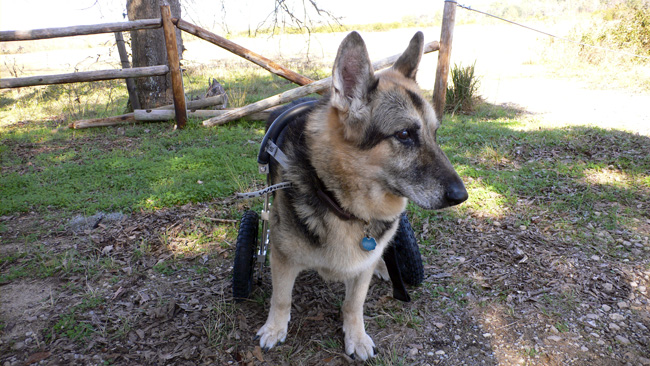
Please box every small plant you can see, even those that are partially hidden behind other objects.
[112,316,133,340]
[385,308,423,329]
[524,347,541,358]
[369,349,407,366]
[445,61,481,115]
[375,315,389,329]
[203,301,237,349]
[153,262,175,276]
[3,57,25,78]
[321,337,341,349]
[52,314,95,341]
[77,294,106,312]
[555,321,569,333]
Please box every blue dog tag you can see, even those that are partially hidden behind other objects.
[361,236,377,251]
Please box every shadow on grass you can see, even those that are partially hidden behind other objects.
[0,102,649,364]
[398,110,650,364]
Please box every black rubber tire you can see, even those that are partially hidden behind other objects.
[391,212,424,286]
[232,210,260,301]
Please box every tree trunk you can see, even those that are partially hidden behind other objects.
[126,0,183,108]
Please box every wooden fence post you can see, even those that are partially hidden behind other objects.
[114,32,141,110]
[432,0,457,122]
[160,5,187,129]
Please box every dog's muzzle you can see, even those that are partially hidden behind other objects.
[445,181,468,206]
[444,180,468,207]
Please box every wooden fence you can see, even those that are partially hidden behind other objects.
[0,2,458,129]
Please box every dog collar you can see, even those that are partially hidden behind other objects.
[315,189,357,221]
[314,176,359,222]
[314,179,377,251]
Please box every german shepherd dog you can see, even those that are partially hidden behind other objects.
[257,31,468,360]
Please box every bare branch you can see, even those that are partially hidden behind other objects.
[254,0,341,36]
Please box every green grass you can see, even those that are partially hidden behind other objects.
[2,96,648,241]
[51,313,95,341]
[0,247,94,283]
[153,262,175,276]
[0,119,263,215]
[0,63,325,217]
[203,299,237,350]
[47,293,106,343]
[436,113,650,231]
[369,348,408,366]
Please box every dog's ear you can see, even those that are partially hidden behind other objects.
[392,31,424,80]
[331,31,375,115]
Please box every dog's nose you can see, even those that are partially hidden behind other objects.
[445,183,468,206]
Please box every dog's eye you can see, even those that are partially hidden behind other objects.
[394,129,411,142]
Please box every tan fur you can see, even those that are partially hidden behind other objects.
[309,108,407,221]
[256,31,467,361]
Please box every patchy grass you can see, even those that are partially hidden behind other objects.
[0,61,329,217]
[435,113,650,238]
[0,119,265,215]
[1,103,648,364]
[1,54,649,365]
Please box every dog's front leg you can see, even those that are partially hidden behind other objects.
[342,267,375,360]
[257,251,300,350]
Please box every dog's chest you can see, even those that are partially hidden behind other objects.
[308,220,398,281]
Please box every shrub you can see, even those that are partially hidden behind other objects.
[580,0,650,60]
[445,61,481,115]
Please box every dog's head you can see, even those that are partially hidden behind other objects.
[329,31,468,210]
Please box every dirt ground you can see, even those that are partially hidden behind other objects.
[1,191,649,365]
[2,25,650,366]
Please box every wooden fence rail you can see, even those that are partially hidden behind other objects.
[172,18,315,87]
[203,41,440,127]
[0,65,169,89]
[0,19,162,42]
[68,95,227,129]
[1,4,454,129]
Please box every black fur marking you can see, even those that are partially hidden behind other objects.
[405,89,425,115]
[369,219,396,242]
[367,77,380,96]
[359,123,389,150]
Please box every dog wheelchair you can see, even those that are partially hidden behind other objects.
[232,100,424,303]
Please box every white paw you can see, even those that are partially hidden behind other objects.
[256,321,288,350]
[344,330,376,361]
[373,259,390,281]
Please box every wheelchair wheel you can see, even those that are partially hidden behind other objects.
[232,210,259,301]
[392,212,424,286]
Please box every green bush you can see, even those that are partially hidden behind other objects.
[581,0,650,59]
[445,62,481,115]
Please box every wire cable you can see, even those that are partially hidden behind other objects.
[456,3,650,60]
